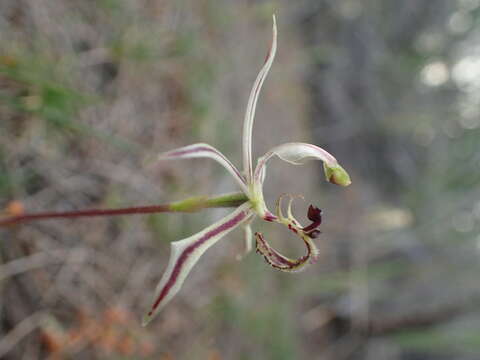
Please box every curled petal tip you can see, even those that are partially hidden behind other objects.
[254,143,348,187]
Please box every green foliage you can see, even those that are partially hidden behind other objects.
[393,327,480,352]
[0,50,90,138]
[0,146,12,198]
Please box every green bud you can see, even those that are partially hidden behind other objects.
[323,163,351,187]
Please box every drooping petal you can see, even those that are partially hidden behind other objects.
[236,223,253,261]
[159,143,248,194]
[254,142,351,187]
[142,203,254,326]
[242,15,277,183]
[244,223,253,254]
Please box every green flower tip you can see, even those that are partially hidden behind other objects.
[323,163,351,187]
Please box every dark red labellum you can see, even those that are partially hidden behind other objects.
[303,205,323,233]
[307,229,321,239]
[307,205,322,223]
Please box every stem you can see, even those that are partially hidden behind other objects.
[204,192,249,208]
[0,192,249,228]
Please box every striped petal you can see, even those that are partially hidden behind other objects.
[142,203,254,326]
[242,15,277,183]
[159,143,248,194]
[254,142,351,187]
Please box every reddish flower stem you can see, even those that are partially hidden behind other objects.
[0,193,249,228]
[0,205,171,227]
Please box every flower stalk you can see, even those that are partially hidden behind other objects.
[0,192,248,228]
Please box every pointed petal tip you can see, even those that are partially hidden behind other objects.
[141,313,153,327]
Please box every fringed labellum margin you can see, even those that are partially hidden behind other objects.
[254,195,321,273]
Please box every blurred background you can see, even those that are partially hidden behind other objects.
[1,0,480,359]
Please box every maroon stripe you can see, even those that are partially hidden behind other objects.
[256,233,290,266]
[149,210,248,315]
[168,146,245,183]
[254,155,269,183]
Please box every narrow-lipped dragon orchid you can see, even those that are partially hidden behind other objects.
[142,15,351,326]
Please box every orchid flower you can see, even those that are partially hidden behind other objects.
[142,15,351,326]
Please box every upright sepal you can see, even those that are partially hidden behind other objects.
[243,15,277,182]
[142,203,253,326]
